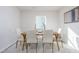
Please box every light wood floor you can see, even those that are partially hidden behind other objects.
[2,42,79,53]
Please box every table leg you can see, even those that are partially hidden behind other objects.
[61,41,63,48]
[43,41,44,53]
[36,37,38,53]
[42,35,44,53]
[57,41,60,51]
[52,42,53,53]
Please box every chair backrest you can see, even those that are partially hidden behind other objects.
[21,32,27,42]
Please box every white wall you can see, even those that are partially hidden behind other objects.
[59,6,79,50]
[21,11,59,32]
[59,6,76,43]
[0,7,20,51]
[59,6,76,29]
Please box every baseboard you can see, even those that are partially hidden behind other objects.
[0,40,17,53]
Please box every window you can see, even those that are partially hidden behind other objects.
[36,16,46,32]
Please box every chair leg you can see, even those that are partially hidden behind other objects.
[20,41,22,46]
[61,41,63,48]
[56,41,60,51]
[26,43,28,53]
[28,43,30,46]
[52,42,53,53]
[16,40,18,48]
[26,43,28,49]
[22,42,25,51]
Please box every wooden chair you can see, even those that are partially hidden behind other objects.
[16,32,28,51]
[52,32,63,51]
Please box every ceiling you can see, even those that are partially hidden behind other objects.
[17,6,63,11]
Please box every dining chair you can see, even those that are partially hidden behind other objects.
[52,32,63,51]
[16,32,28,51]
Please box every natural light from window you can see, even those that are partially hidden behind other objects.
[67,27,79,50]
[35,16,46,32]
